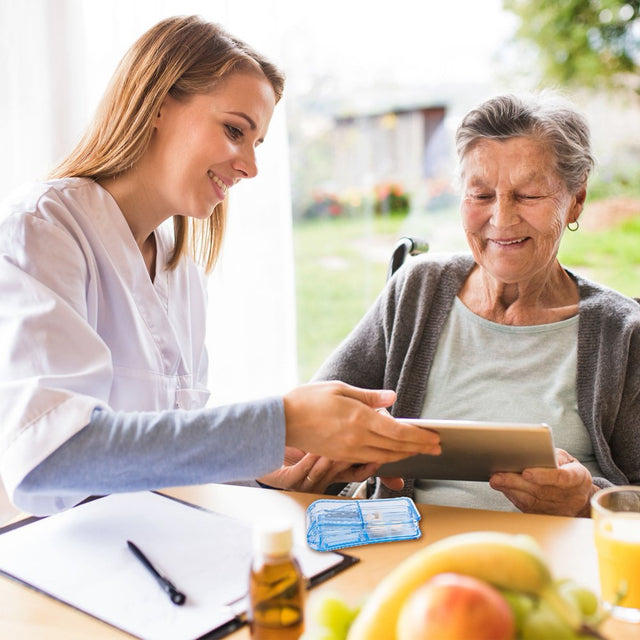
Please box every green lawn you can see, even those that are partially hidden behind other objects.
[557,216,640,297]
[293,213,407,381]
[294,209,640,383]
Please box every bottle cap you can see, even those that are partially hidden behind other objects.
[253,520,294,556]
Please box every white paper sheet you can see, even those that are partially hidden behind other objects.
[0,491,348,640]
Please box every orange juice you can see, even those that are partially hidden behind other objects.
[594,513,640,610]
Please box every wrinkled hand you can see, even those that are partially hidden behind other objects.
[283,381,441,465]
[258,446,379,493]
[489,448,598,516]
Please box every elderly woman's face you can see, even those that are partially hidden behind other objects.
[460,137,583,286]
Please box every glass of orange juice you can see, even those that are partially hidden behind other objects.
[591,486,640,623]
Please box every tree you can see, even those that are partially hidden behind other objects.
[503,0,640,92]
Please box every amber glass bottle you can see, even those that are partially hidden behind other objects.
[249,521,304,639]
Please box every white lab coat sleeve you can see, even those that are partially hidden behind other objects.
[0,212,111,513]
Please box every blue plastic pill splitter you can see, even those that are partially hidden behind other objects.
[306,497,421,551]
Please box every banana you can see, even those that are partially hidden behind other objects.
[346,531,552,640]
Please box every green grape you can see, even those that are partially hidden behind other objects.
[540,581,583,630]
[500,589,535,634]
[521,597,576,640]
[556,579,600,619]
[307,591,357,639]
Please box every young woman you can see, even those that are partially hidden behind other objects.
[0,15,439,521]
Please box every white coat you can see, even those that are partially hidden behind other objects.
[0,178,209,520]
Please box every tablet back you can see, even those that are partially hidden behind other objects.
[377,420,557,481]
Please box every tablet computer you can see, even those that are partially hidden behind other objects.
[377,419,557,481]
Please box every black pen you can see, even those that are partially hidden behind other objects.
[127,540,186,605]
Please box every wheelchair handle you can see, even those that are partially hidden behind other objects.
[387,236,429,280]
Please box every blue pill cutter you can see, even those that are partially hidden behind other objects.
[306,497,421,551]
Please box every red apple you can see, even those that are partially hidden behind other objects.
[396,572,516,640]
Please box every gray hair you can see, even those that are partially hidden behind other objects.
[455,93,595,193]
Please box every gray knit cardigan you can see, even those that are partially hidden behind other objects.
[315,253,640,491]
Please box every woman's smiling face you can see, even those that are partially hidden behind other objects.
[146,71,276,221]
[460,136,584,286]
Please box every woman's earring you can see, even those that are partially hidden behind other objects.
[567,220,579,232]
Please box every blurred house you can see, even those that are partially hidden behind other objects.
[330,104,451,211]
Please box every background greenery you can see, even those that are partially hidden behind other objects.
[294,212,407,381]
[294,200,640,382]
[503,0,640,93]
[558,216,640,295]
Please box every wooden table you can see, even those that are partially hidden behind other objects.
[0,483,636,639]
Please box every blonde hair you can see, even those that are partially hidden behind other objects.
[51,15,285,272]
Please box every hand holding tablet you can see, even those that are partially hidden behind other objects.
[378,419,557,481]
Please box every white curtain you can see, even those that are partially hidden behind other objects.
[0,0,298,403]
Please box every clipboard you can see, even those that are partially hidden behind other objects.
[378,418,557,481]
[0,491,357,640]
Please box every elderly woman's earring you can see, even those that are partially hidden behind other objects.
[567,220,579,231]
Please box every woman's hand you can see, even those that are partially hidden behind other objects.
[373,408,407,491]
[283,381,441,464]
[258,446,379,493]
[489,448,598,517]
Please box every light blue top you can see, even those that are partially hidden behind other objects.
[16,398,285,513]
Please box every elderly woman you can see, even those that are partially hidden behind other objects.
[314,93,640,517]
